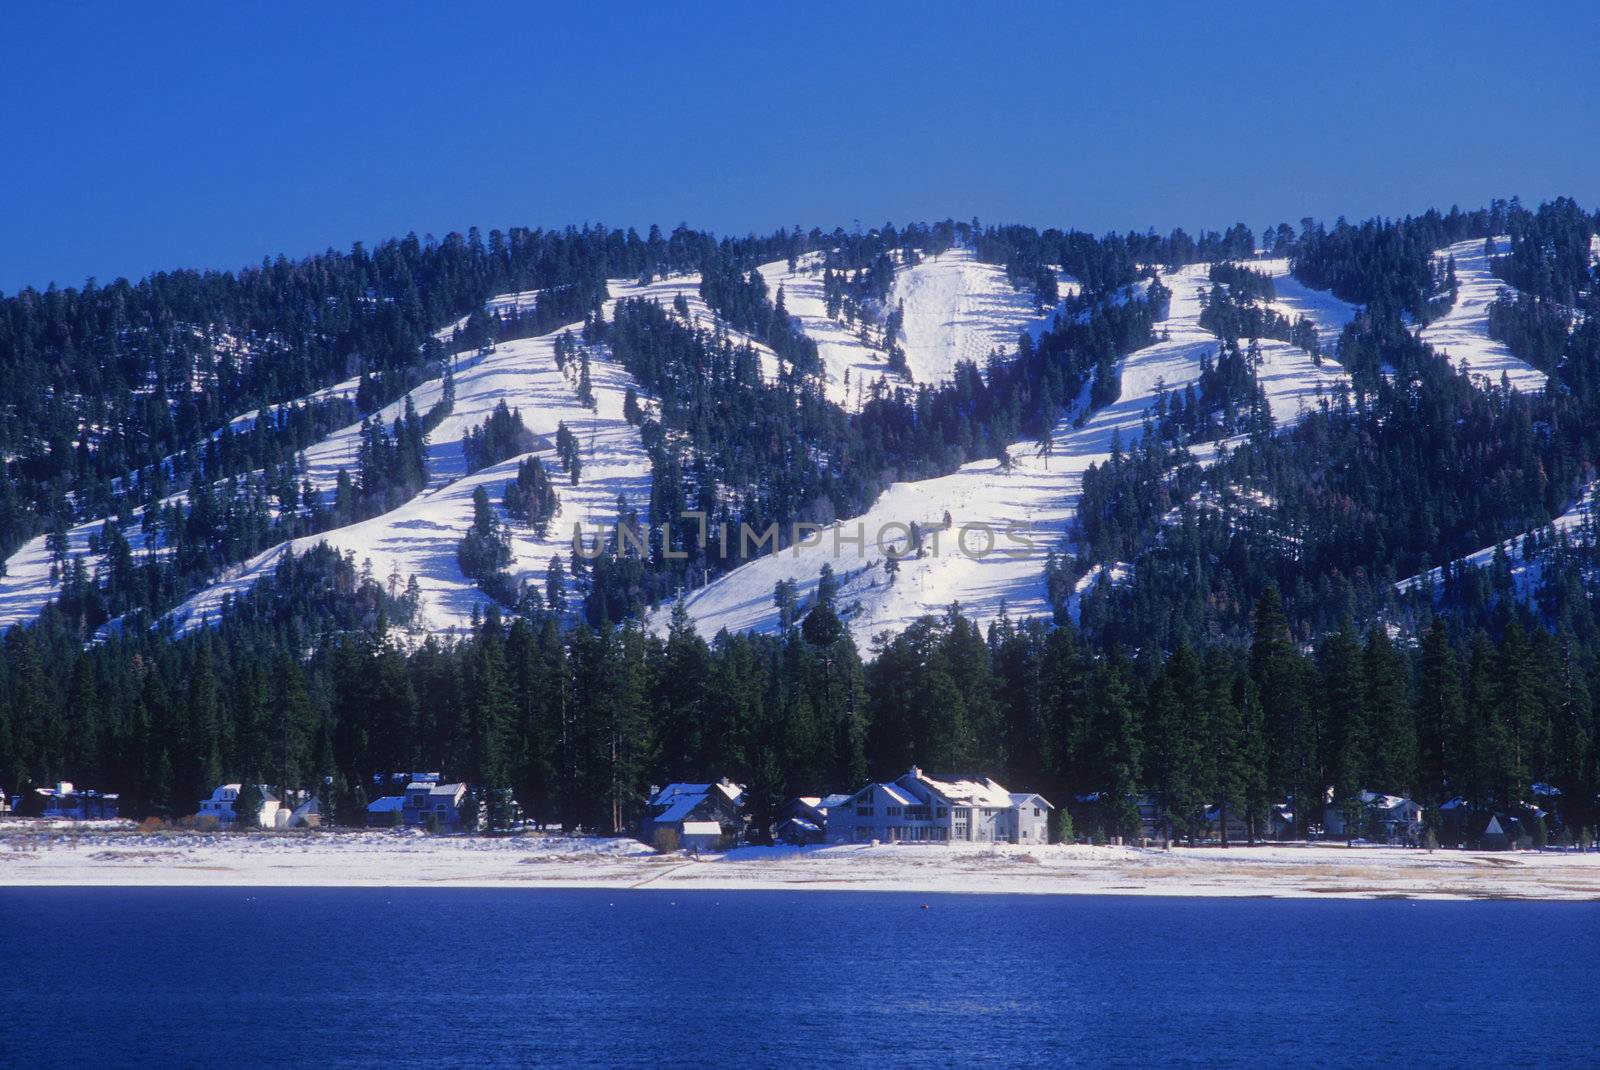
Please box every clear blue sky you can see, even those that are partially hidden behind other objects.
[3,1,1596,292]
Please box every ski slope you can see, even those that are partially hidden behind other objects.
[1419,238,1545,392]
[167,324,653,635]
[889,250,1070,387]
[1251,258,1360,349]
[1,266,823,638]
[756,254,898,408]
[659,264,1355,648]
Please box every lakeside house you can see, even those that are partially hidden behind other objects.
[827,767,1052,845]
[367,795,407,826]
[1323,791,1425,844]
[32,782,120,820]
[198,784,323,829]
[198,784,282,828]
[775,793,852,845]
[643,780,746,845]
[404,781,469,831]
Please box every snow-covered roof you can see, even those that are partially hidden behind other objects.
[911,771,1014,808]
[1009,792,1054,809]
[818,794,852,810]
[408,781,464,797]
[368,796,406,813]
[654,795,708,824]
[879,783,917,807]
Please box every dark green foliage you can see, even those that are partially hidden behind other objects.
[457,486,514,605]
[463,400,536,475]
[503,456,558,537]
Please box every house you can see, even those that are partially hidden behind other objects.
[1439,798,1546,849]
[366,795,407,827]
[827,767,1053,845]
[774,793,851,845]
[197,784,281,828]
[643,780,746,844]
[33,782,121,820]
[403,781,469,832]
[1322,791,1425,844]
[289,794,322,828]
[680,821,725,853]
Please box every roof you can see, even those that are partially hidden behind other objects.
[910,771,1014,808]
[408,781,465,797]
[368,796,406,813]
[879,783,917,806]
[653,795,708,824]
[680,821,723,836]
[818,794,852,810]
[1009,792,1054,809]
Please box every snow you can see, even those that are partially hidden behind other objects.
[1418,238,1545,392]
[3,824,1597,900]
[756,250,1078,407]
[1397,484,1597,597]
[756,254,900,408]
[1251,257,1360,349]
[167,320,654,636]
[888,249,1071,387]
[659,264,1353,648]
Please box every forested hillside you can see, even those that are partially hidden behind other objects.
[4,199,1600,842]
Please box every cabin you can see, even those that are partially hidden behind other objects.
[775,793,851,845]
[366,796,407,827]
[643,780,746,844]
[289,795,322,828]
[826,767,1053,845]
[404,781,469,832]
[1323,791,1425,844]
[33,782,120,821]
[197,784,281,828]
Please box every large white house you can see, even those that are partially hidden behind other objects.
[198,784,282,828]
[828,767,1052,845]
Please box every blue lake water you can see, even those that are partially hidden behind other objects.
[0,889,1596,1068]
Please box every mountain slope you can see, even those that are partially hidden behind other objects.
[659,262,1356,647]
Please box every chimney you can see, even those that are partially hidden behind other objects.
[909,765,921,780]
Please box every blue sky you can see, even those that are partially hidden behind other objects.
[3,1,1596,291]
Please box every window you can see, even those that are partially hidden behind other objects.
[1034,808,1042,817]
[936,807,947,818]
[887,806,902,817]
[856,806,874,817]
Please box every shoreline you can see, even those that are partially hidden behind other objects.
[3,824,1599,900]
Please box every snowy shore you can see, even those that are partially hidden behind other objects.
[2,825,1597,900]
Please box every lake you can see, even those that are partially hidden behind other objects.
[1,889,1596,1067]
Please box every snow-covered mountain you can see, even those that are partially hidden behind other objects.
[653,259,1357,647]
[0,229,1551,649]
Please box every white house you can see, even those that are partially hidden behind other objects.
[198,784,282,828]
[1323,790,1424,843]
[828,767,1052,845]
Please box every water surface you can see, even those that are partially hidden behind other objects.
[1,889,1595,1067]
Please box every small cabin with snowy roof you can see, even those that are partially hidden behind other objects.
[642,780,746,844]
